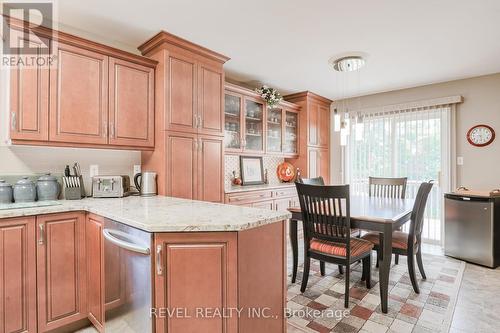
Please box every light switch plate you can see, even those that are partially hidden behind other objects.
[89,165,99,178]
[133,165,141,175]
[457,157,464,166]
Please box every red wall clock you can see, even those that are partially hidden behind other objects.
[467,124,495,147]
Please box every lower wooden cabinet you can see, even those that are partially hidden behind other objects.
[224,185,298,211]
[0,216,37,333]
[86,214,105,332]
[36,212,87,332]
[154,232,238,333]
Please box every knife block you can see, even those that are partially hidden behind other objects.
[63,176,84,200]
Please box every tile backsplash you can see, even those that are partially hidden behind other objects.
[224,155,285,188]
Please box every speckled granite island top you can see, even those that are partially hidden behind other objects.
[0,196,292,232]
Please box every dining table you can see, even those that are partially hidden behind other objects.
[288,194,415,314]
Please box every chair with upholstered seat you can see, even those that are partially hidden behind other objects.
[362,181,433,294]
[295,182,373,308]
[294,176,360,276]
[369,176,407,265]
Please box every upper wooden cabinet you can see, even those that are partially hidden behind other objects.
[49,43,109,145]
[284,91,332,182]
[0,216,37,333]
[36,212,87,332]
[108,57,155,147]
[139,31,228,202]
[139,32,227,137]
[9,35,50,142]
[224,83,300,157]
[7,18,156,150]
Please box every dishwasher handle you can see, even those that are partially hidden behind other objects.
[103,228,151,255]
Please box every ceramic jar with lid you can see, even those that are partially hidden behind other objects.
[0,180,13,204]
[13,177,37,202]
[37,173,60,201]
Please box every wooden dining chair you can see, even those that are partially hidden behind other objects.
[369,176,407,265]
[362,181,433,294]
[295,182,373,308]
[295,176,361,275]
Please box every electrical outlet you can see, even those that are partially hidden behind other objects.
[133,165,141,175]
[457,157,464,166]
[89,165,99,178]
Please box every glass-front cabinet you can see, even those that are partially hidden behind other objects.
[267,107,282,152]
[244,98,264,152]
[284,110,298,154]
[224,83,299,156]
[224,93,242,150]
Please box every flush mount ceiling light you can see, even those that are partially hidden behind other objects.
[329,55,366,72]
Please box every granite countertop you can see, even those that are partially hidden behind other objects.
[225,182,295,194]
[0,196,291,232]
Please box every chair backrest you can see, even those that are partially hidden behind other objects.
[297,176,325,186]
[408,181,434,247]
[295,182,351,254]
[369,176,407,199]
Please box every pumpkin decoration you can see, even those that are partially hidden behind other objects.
[277,162,296,182]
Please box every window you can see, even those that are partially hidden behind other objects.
[346,106,452,243]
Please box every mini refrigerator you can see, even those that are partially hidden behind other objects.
[444,189,500,268]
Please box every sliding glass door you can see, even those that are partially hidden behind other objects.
[347,107,452,244]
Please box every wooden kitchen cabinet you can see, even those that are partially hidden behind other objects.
[9,35,50,142]
[284,91,332,183]
[154,232,238,333]
[198,60,224,136]
[8,18,156,150]
[49,42,109,145]
[166,132,198,200]
[198,135,224,202]
[165,132,224,202]
[307,147,330,181]
[224,83,300,157]
[225,185,298,212]
[108,57,155,148]
[86,214,105,333]
[0,217,37,333]
[139,31,228,201]
[143,35,225,136]
[36,212,87,332]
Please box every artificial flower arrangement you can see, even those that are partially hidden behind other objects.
[255,85,283,108]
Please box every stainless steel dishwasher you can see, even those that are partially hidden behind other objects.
[444,191,500,268]
[102,219,153,332]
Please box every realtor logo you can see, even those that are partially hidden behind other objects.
[1,1,56,67]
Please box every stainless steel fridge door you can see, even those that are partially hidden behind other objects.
[444,196,494,267]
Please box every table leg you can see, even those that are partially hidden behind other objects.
[379,225,393,313]
[289,219,298,283]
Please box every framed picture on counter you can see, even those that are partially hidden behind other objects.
[240,156,264,185]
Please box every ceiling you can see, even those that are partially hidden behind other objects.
[50,0,500,99]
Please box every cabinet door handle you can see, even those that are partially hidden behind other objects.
[109,122,115,138]
[193,139,198,151]
[38,224,44,245]
[156,244,163,275]
[103,122,108,138]
[193,114,198,128]
[199,138,203,152]
[198,115,202,128]
[11,112,17,131]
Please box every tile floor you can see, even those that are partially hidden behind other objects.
[288,240,500,333]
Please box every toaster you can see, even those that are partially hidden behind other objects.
[92,175,130,198]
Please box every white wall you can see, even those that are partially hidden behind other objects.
[331,73,500,189]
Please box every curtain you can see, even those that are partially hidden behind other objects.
[346,106,452,243]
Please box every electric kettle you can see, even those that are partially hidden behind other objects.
[134,171,157,196]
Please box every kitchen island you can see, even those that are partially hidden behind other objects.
[0,196,291,333]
